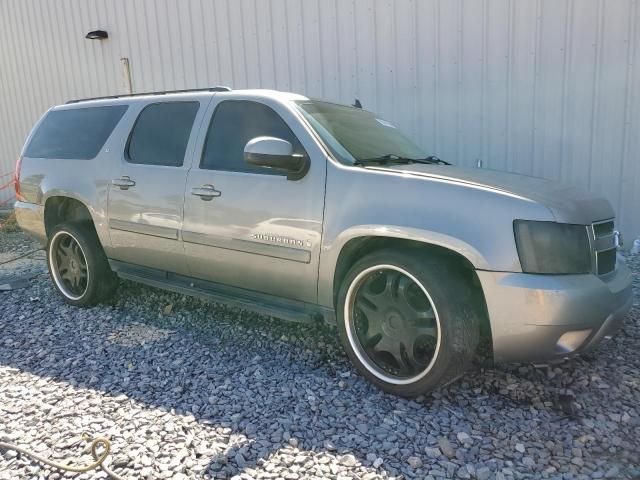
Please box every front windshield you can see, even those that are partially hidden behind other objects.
[295,100,427,165]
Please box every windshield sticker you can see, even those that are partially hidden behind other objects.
[376,118,396,128]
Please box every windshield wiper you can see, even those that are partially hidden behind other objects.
[412,155,451,166]
[354,154,450,166]
[354,154,406,165]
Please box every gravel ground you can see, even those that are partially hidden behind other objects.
[0,227,639,480]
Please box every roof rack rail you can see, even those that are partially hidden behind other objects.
[66,86,232,104]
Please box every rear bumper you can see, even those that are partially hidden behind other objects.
[478,257,634,363]
[14,200,46,245]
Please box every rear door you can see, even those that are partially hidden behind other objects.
[181,96,326,303]
[107,97,208,274]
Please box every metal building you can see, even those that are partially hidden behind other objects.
[1,0,639,240]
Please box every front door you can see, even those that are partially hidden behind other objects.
[182,97,326,303]
[107,99,207,274]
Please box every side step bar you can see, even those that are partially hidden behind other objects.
[109,260,335,325]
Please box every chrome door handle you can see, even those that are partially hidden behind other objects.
[112,176,136,190]
[191,184,221,201]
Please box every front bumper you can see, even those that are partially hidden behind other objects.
[14,200,47,245]
[478,258,634,363]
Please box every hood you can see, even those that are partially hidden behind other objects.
[372,164,614,225]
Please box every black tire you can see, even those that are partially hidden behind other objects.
[47,222,118,307]
[336,248,480,397]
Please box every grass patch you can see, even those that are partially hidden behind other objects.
[0,211,21,234]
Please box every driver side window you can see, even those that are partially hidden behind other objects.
[200,100,305,174]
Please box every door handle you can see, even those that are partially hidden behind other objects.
[112,176,136,190]
[191,184,221,201]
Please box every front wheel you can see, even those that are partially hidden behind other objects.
[47,222,118,307]
[336,249,480,397]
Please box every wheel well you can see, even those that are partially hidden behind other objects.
[333,236,493,349]
[44,197,94,237]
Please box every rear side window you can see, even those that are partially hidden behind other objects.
[127,102,199,167]
[200,100,304,173]
[25,105,127,159]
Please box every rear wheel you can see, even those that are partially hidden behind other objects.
[47,222,118,306]
[336,249,480,397]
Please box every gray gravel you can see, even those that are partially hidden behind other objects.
[0,228,639,479]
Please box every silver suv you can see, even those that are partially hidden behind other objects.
[14,87,633,396]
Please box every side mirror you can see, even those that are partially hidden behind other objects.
[244,136,310,181]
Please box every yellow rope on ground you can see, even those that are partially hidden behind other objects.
[0,434,124,480]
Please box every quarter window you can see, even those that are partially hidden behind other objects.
[200,100,304,173]
[25,105,128,160]
[127,102,199,167]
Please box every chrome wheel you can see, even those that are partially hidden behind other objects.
[49,230,89,301]
[344,265,442,385]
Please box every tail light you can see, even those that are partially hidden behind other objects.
[15,155,25,202]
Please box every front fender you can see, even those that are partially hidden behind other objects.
[317,224,490,308]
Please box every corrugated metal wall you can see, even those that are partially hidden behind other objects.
[1,0,639,240]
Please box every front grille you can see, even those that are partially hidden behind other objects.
[597,248,617,275]
[591,219,617,275]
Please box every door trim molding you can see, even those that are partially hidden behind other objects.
[182,231,311,263]
[109,219,178,240]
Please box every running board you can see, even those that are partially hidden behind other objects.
[108,260,335,325]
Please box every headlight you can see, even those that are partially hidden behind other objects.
[513,220,591,274]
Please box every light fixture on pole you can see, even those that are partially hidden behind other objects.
[85,30,108,40]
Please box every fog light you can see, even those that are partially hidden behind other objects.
[555,329,592,354]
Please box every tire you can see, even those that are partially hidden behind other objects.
[336,248,480,397]
[47,222,118,307]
